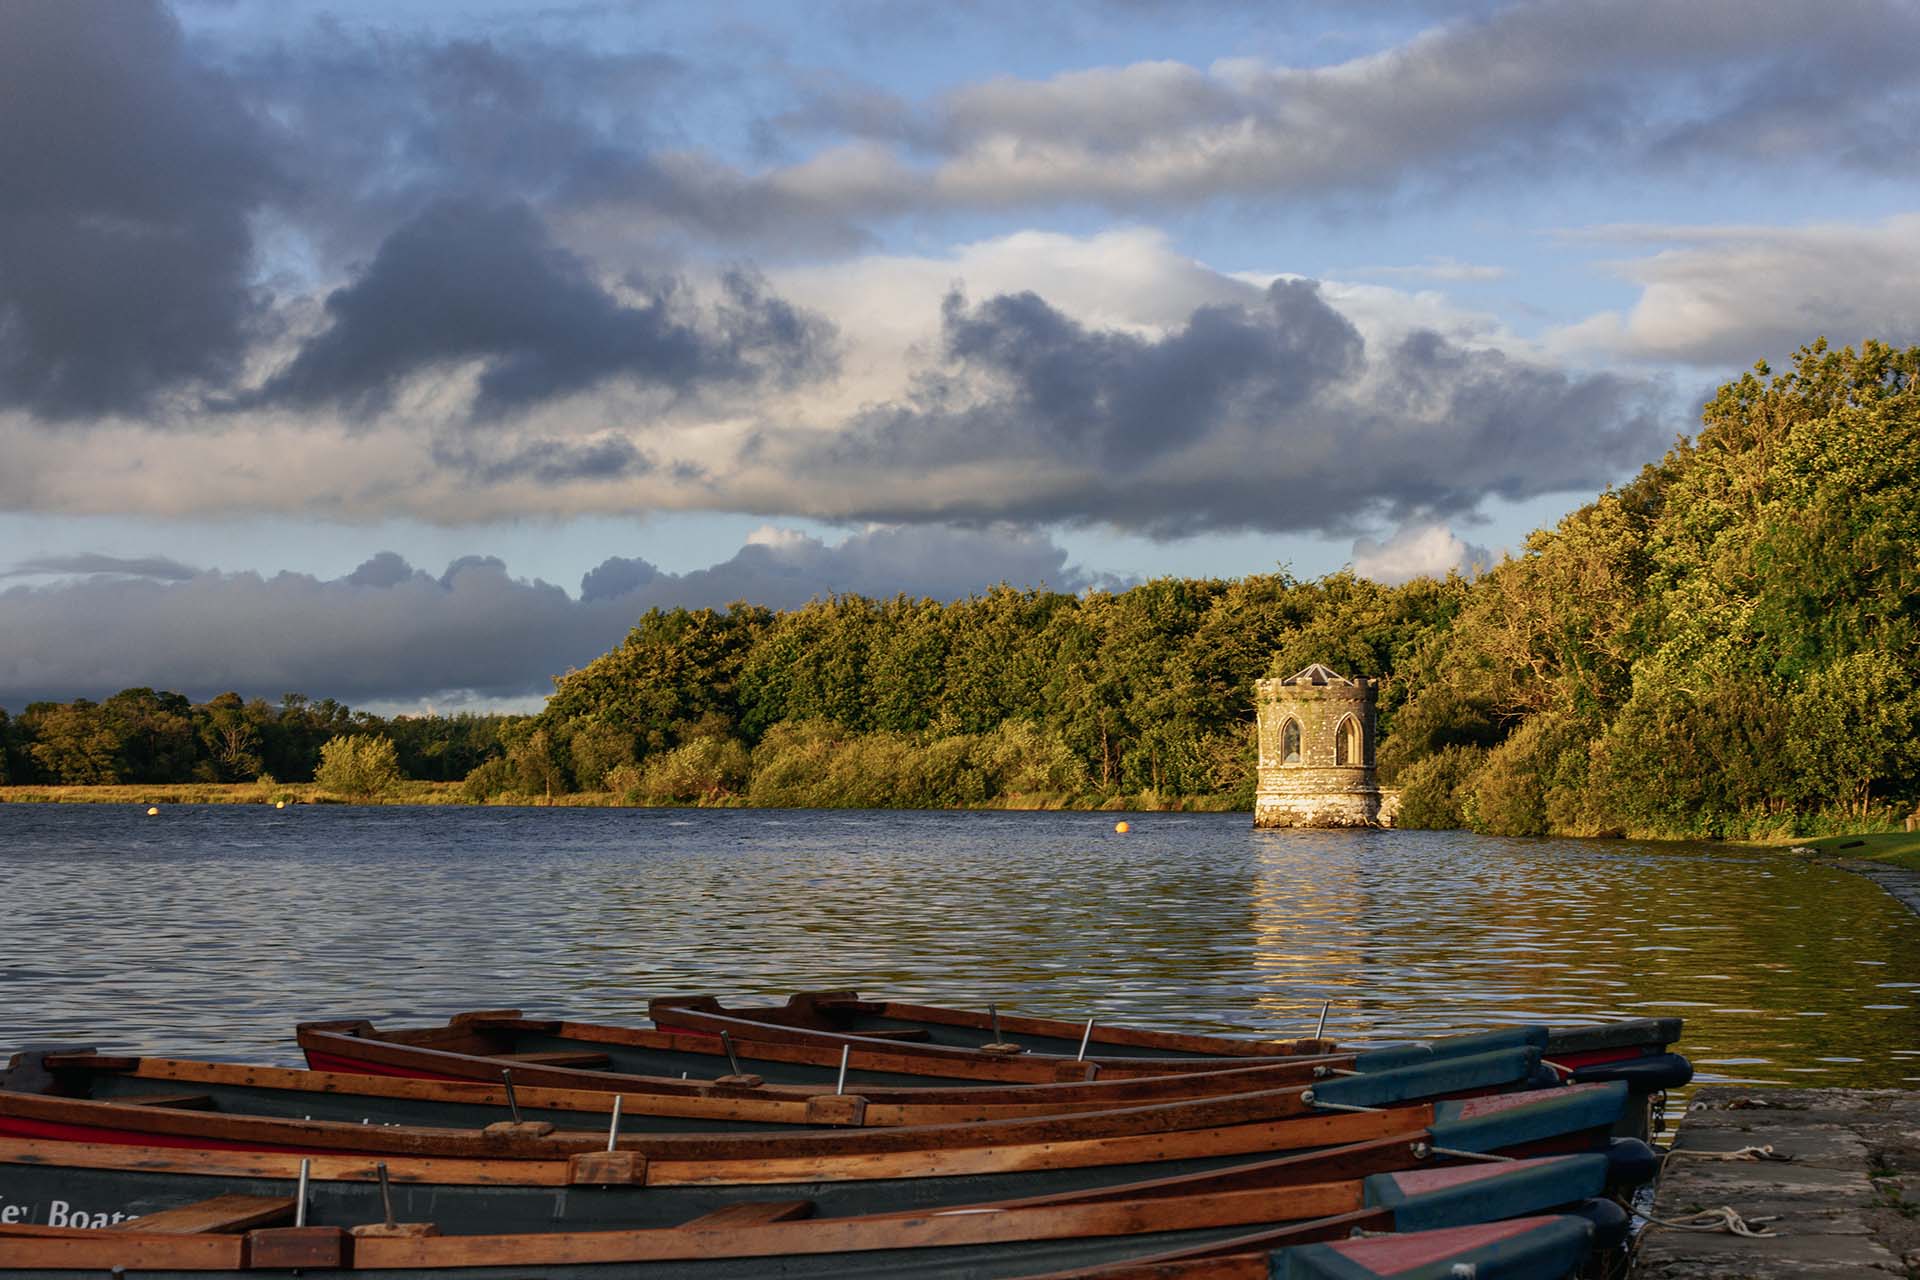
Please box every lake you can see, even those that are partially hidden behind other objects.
[3,805,1917,1114]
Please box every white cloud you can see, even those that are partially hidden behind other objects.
[1548,215,1920,367]
[1351,521,1490,584]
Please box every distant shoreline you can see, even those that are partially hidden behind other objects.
[0,782,1241,814]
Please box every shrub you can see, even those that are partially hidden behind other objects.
[460,756,516,802]
[1393,745,1485,830]
[314,735,402,799]
[637,737,751,804]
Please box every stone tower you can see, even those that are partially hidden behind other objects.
[1253,664,1397,828]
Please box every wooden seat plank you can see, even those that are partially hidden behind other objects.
[678,1199,816,1229]
[496,1050,613,1068]
[108,1194,296,1235]
[122,1092,217,1110]
[845,1029,931,1042]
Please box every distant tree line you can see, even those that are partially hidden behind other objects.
[7,341,1916,837]
[0,690,520,788]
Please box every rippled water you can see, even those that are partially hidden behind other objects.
[3,805,1917,1105]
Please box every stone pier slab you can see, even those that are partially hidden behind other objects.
[1631,1086,1920,1279]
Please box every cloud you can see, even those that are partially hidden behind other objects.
[221,25,870,262]
[763,0,1920,214]
[0,526,1111,708]
[0,227,1666,536]
[1549,215,1920,367]
[763,278,1664,536]
[1,554,200,582]
[0,0,283,419]
[251,199,837,419]
[1351,522,1491,585]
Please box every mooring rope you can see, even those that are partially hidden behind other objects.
[1636,1204,1780,1238]
[1663,1143,1791,1165]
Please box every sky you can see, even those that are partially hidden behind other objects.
[3,0,1918,714]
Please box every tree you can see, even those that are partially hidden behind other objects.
[24,700,121,784]
[314,735,403,799]
[1789,652,1920,819]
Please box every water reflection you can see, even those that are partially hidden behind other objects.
[2,807,1917,1102]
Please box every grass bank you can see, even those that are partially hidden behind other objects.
[0,783,1243,812]
[1795,829,1920,873]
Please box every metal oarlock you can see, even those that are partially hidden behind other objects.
[1076,1018,1095,1061]
[1315,1000,1331,1039]
[720,1031,742,1076]
[989,1004,1002,1043]
[294,1158,311,1228]
[835,1044,850,1094]
[606,1095,624,1151]
[377,1161,396,1227]
[500,1068,522,1123]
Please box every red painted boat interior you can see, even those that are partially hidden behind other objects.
[1328,1215,1542,1273]
[0,1114,331,1156]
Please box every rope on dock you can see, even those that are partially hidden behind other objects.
[1636,1205,1781,1238]
[1664,1143,1792,1164]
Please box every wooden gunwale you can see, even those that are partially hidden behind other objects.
[73,1057,837,1126]
[0,1229,246,1269]
[347,1181,1368,1267]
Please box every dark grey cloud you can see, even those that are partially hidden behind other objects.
[0,0,283,419]
[933,279,1363,464]
[252,199,836,419]
[222,26,869,261]
[793,282,1663,536]
[0,528,1110,708]
[1,554,200,582]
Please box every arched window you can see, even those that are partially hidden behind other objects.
[1335,715,1359,766]
[1281,718,1301,764]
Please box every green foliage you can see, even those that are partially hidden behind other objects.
[506,727,568,798]
[460,756,517,802]
[1393,745,1485,830]
[568,721,636,792]
[636,736,751,804]
[23,700,121,784]
[1787,651,1920,819]
[314,735,402,798]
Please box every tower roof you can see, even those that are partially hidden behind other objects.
[1278,663,1353,686]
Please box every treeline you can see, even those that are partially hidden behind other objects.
[1380,340,1920,838]
[470,570,1462,810]
[506,340,1919,836]
[0,690,520,787]
[7,341,1916,837]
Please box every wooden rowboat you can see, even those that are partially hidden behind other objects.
[295,1012,1557,1105]
[0,1148,1624,1276]
[300,1011,1357,1088]
[1,1047,1574,1165]
[652,990,1686,1077]
[0,1084,1644,1233]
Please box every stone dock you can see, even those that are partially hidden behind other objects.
[1631,1086,1920,1277]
